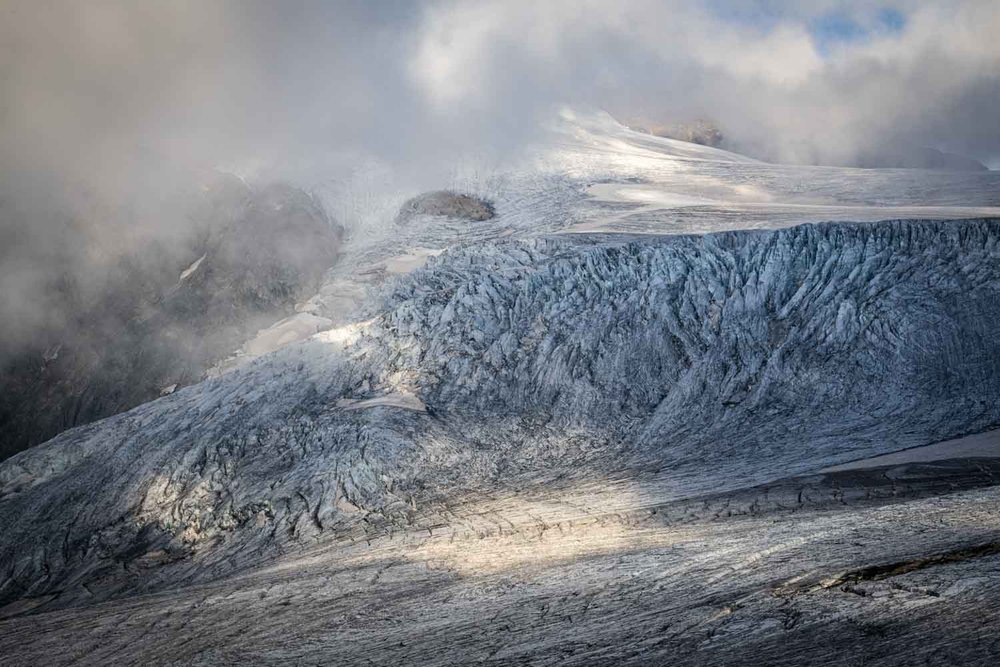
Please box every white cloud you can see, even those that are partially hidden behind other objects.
[407,0,1000,165]
[2,0,999,351]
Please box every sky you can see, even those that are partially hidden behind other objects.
[1,0,999,350]
[3,0,999,182]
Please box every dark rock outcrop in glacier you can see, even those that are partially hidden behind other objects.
[396,190,496,223]
[2,218,1000,612]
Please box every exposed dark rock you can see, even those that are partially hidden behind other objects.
[625,118,725,147]
[396,190,495,223]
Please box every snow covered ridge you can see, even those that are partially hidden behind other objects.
[2,218,1000,610]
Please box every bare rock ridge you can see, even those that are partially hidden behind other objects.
[0,180,343,462]
[626,118,725,147]
[2,218,1000,622]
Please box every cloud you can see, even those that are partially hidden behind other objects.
[407,0,1000,165]
[1,0,998,352]
[3,1,997,200]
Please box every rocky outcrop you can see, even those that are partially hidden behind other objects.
[625,118,725,147]
[396,190,495,223]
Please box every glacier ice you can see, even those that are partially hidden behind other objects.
[2,217,1000,609]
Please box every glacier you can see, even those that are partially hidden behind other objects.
[3,112,1000,665]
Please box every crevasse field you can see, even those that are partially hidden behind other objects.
[4,112,1000,665]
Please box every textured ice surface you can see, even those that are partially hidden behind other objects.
[3,218,1000,611]
[3,113,1000,665]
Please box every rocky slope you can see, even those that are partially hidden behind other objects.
[0,180,342,461]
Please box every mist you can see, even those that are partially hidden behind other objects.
[2,0,1000,353]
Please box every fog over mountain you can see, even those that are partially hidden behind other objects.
[3,1,999,349]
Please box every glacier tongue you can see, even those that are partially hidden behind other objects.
[2,218,1000,611]
[5,113,1000,661]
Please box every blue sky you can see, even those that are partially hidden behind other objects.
[810,7,906,55]
[706,2,908,56]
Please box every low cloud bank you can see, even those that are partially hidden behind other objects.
[2,0,999,355]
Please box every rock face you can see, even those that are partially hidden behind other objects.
[625,118,725,147]
[396,190,495,223]
[0,180,342,462]
[2,218,1000,617]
